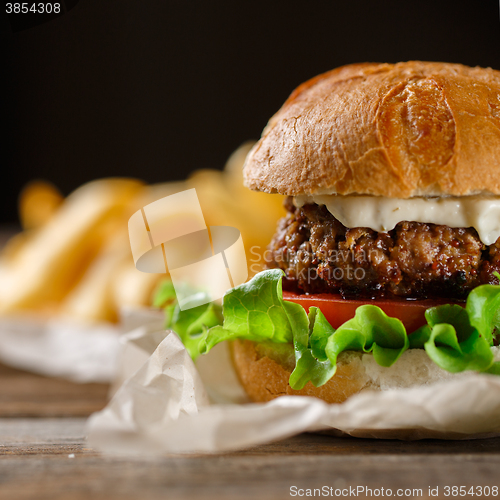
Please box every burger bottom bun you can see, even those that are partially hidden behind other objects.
[229,340,497,404]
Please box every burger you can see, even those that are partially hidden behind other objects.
[160,62,500,404]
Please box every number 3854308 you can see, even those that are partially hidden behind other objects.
[6,3,61,14]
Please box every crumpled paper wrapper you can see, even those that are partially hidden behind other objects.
[86,307,500,454]
[0,315,120,383]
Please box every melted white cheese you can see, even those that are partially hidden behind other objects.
[294,194,500,245]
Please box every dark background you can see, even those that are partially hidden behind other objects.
[1,0,500,223]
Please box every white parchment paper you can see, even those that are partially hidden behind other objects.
[86,308,500,454]
[0,315,120,382]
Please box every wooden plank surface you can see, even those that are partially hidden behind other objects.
[1,418,500,500]
[0,361,499,500]
[0,362,109,417]
[0,312,498,497]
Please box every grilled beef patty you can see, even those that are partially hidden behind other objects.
[266,198,500,299]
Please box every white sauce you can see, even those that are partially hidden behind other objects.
[294,194,500,245]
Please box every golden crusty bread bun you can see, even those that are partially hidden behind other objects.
[243,61,500,198]
[230,339,480,404]
[230,340,370,404]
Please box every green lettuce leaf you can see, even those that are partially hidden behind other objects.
[287,305,337,390]
[154,269,500,389]
[326,305,409,368]
[486,362,500,375]
[465,283,500,346]
[424,323,493,372]
[407,325,431,349]
[152,279,223,360]
[420,300,495,372]
[168,303,223,360]
[200,269,294,355]
[196,270,410,389]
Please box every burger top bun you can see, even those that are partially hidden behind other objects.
[243,61,500,198]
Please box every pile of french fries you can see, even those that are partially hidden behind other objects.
[0,143,285,323]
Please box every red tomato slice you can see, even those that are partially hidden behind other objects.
[282,291,464,333]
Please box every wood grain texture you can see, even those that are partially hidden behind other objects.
[1,420,500,500]
[0,362,109,417]
[0,338,499,499]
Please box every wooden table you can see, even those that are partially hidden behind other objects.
[1,362,499,499]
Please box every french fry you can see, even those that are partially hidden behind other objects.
[0,178,144,314]
[0,181,63,263]
[223,141,255,177]
[0,232,31,262]
[0,143,285,322]
[61,232,131,323]
[19,180,64,230]
[60,182,189,321]
[111,262,162,313]
[188,142,286,275]
[109,182,192,312]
